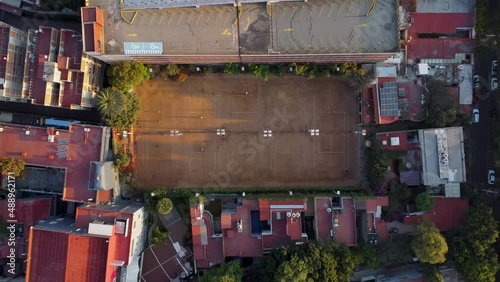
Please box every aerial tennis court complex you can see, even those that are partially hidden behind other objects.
[133,75,360,189]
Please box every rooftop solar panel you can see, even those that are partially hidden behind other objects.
[57,138,68,145]
[380,82,400,116]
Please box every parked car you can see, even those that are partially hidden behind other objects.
[492,60,498,76]
[473,109,480,123]
[491,77,498,91]
[473,75,480,89]
[488,170,495,185]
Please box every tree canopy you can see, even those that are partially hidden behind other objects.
[411,221,448,264]
[257,242,362,282]
[96,88,126,118]
[199,261,243,282]
[448,204,499,282]
[107,61,150,91]
[101,91,141,129]
[0,157,26,177]
[157,198,173,214]
[424,79,457,127]
[415,192,436,211]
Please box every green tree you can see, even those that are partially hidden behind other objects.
[249,64,270,81]
[160,64,181,79]
[114,153,131,169]
[411,221,448,264]
[366,139,390,184]
[424,79,458,127]
[290,63,311,77]
[103,91,141,129]
[415,192,436,211]
[157,198,173,214]
[107,61,150,91]
[423,264,445,282]
[151,226,169,245]
[96,88,126,118]
[203,65,214,74]
[449,204,499,282]
[200,260,243,282]
[355,244,379,268]
[0,157,26,177]
[224,63,240,74]
[267,242,361,282]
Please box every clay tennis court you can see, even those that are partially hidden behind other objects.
[134,75,359,189]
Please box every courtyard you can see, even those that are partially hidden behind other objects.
[134,75,360,189]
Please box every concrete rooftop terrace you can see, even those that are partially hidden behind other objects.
[0,123,109,202]
[87,0,398,57]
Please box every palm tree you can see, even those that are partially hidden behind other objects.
[96,88,126,118]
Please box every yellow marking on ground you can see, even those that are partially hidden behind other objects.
[328,5,335,17]
[358,24,367,27]
[283,28,293,32]
[120,10,138,25]
[128,33,138,37]
[245,16,251,30]
[221,29,232,36]
[318,5,325,18]
[366,0,375,16]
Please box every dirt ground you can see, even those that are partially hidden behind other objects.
[133,74,360,189]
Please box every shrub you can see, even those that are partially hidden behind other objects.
[203,65,214,74]
[224,63,240,74]
[107,61,149,91]
[115,153,131,169]
[0,157,26,177]
[160,64,181,79]
[157,198,173,214]
[249,64,270,81]
[415,192,436,211]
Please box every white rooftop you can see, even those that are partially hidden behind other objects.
[419,127,466,186]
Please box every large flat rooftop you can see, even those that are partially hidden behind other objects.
[134,75,359,189]
[0,123,108,202]
[87,0,398,56]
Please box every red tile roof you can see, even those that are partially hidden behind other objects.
[378,132,409,151]
[406,13,475,62]
[404,198,469,231]
[0,123,106,202]
[26,228,69,282]
[65,235,108,281]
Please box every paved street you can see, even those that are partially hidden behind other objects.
[470,47,499,184]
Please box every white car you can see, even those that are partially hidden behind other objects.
[488,170,495,185]
[492,77,498,91]
[473,75,480,89]
[473,109,479,123]
[492,60,498,76]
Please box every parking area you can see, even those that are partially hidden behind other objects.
[89,0,239,54]
[133,75,360,189]
[90,0,397,55]
[271,0,399,53]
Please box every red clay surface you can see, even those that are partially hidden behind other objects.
[0,123,105,201]
[134,75,359,189]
